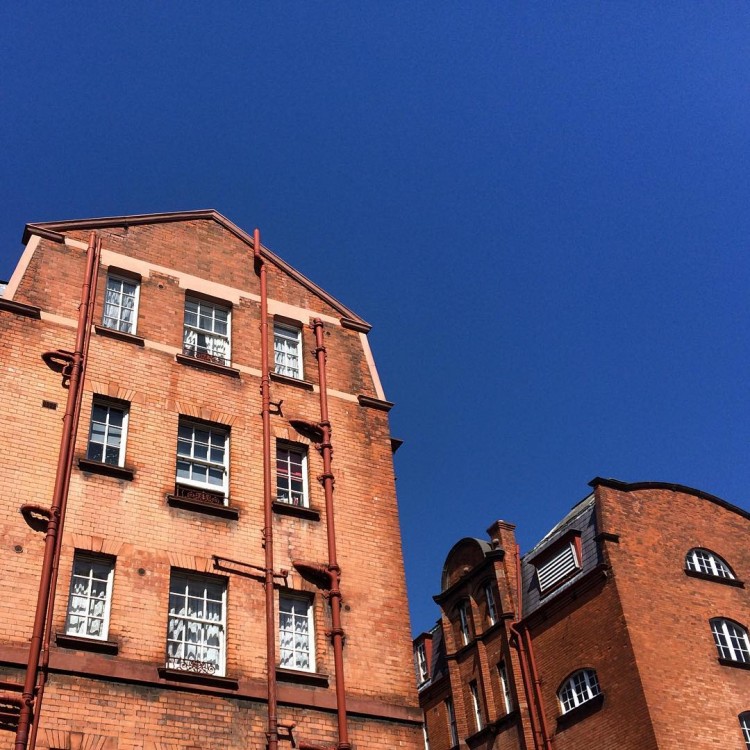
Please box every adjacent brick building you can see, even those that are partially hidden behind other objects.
[415,478,750,749]
[0,210,421,750]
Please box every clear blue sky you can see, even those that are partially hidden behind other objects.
[2,3,750,636]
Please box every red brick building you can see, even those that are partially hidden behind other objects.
[0,211,421,750]
[415,479,750,749]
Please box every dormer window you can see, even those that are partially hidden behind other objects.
[534,536,582,594]
[686,548,735,580]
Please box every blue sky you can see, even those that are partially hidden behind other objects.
[2,3,750,636]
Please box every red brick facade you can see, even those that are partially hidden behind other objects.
[416,479,750,749]
[0,211,421,750]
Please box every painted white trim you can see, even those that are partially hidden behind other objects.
[64,237,89,250]
[359,331,386,401]
[40,311,78,329]
[99,248,341,325]
[4,235,40,300]
[37,313,359,403]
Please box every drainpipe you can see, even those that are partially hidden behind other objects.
[310,319,350,750]
[509,544,553,750]
[28,236,101,750]
[254,229,279,750]
[15,232,101,750]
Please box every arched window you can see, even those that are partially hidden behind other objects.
[739,712,750,750]
[686,548,735,579]
[558,669,601,714]
[711,619,750,664]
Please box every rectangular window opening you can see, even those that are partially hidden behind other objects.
[279,594,315,672]
[175,418,229,502]
[446,697,458,747]
[65,553,115,641]
[87,399,129,467]
[167,571,226,676]
[183,297,231,366]
[276,443,309,507]
[470,680,483,731]
[274,323,303,379]
[103,274,139,335]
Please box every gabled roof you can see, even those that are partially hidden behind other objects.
[22,209,370,330]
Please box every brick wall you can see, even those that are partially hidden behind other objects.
[596,482,750,750]
[0,215,420,749]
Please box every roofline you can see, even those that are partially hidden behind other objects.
[589,477,750,522]
[22,209,371,330]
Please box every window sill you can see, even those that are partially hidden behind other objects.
[175,353,240,378]
[94,325,145,347]
[270,371,314,390]
[275,667,329,688]
[0,299,41,319]
[166,493,239,520]
[685,569,745,588]
[157,667,239,690]
[272,501,321,522]
[55,632,118,655]
[718,657,750,670]
[78,458,135,481]
[556,694,604,729]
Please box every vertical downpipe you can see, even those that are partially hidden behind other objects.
[15,232,101,750]
[254,229,278,750]
[28,237,101,750]
[510,544,553,750]
[311,319,350,750]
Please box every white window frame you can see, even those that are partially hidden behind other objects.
[422,717,430,750]
[279,594,315,672]
[415,641,429,684]
[86,399,129,467]
[558,669,601,714]
[274,322,303,379]
[686,548,735,579]
[276,443,309,507]
[183,297,231,366]
[167,572,227,676]
[65,553,115,641]
[176,419,229,499]
[458,600,471,646]
[102,273,140,335]
[469,680,483,731]
[498,660,513,714]
[536,540,581,593]
[445,697,458,747]
[740,711,750,749]
[711,618,750,664]
[484,582,498,626]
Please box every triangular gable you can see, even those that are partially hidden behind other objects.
[22,209,370,330]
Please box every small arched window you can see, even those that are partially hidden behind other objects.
[686,548,735,580]
[558,669,601,714]
[739,712,750,750]
[711,618,750,664]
